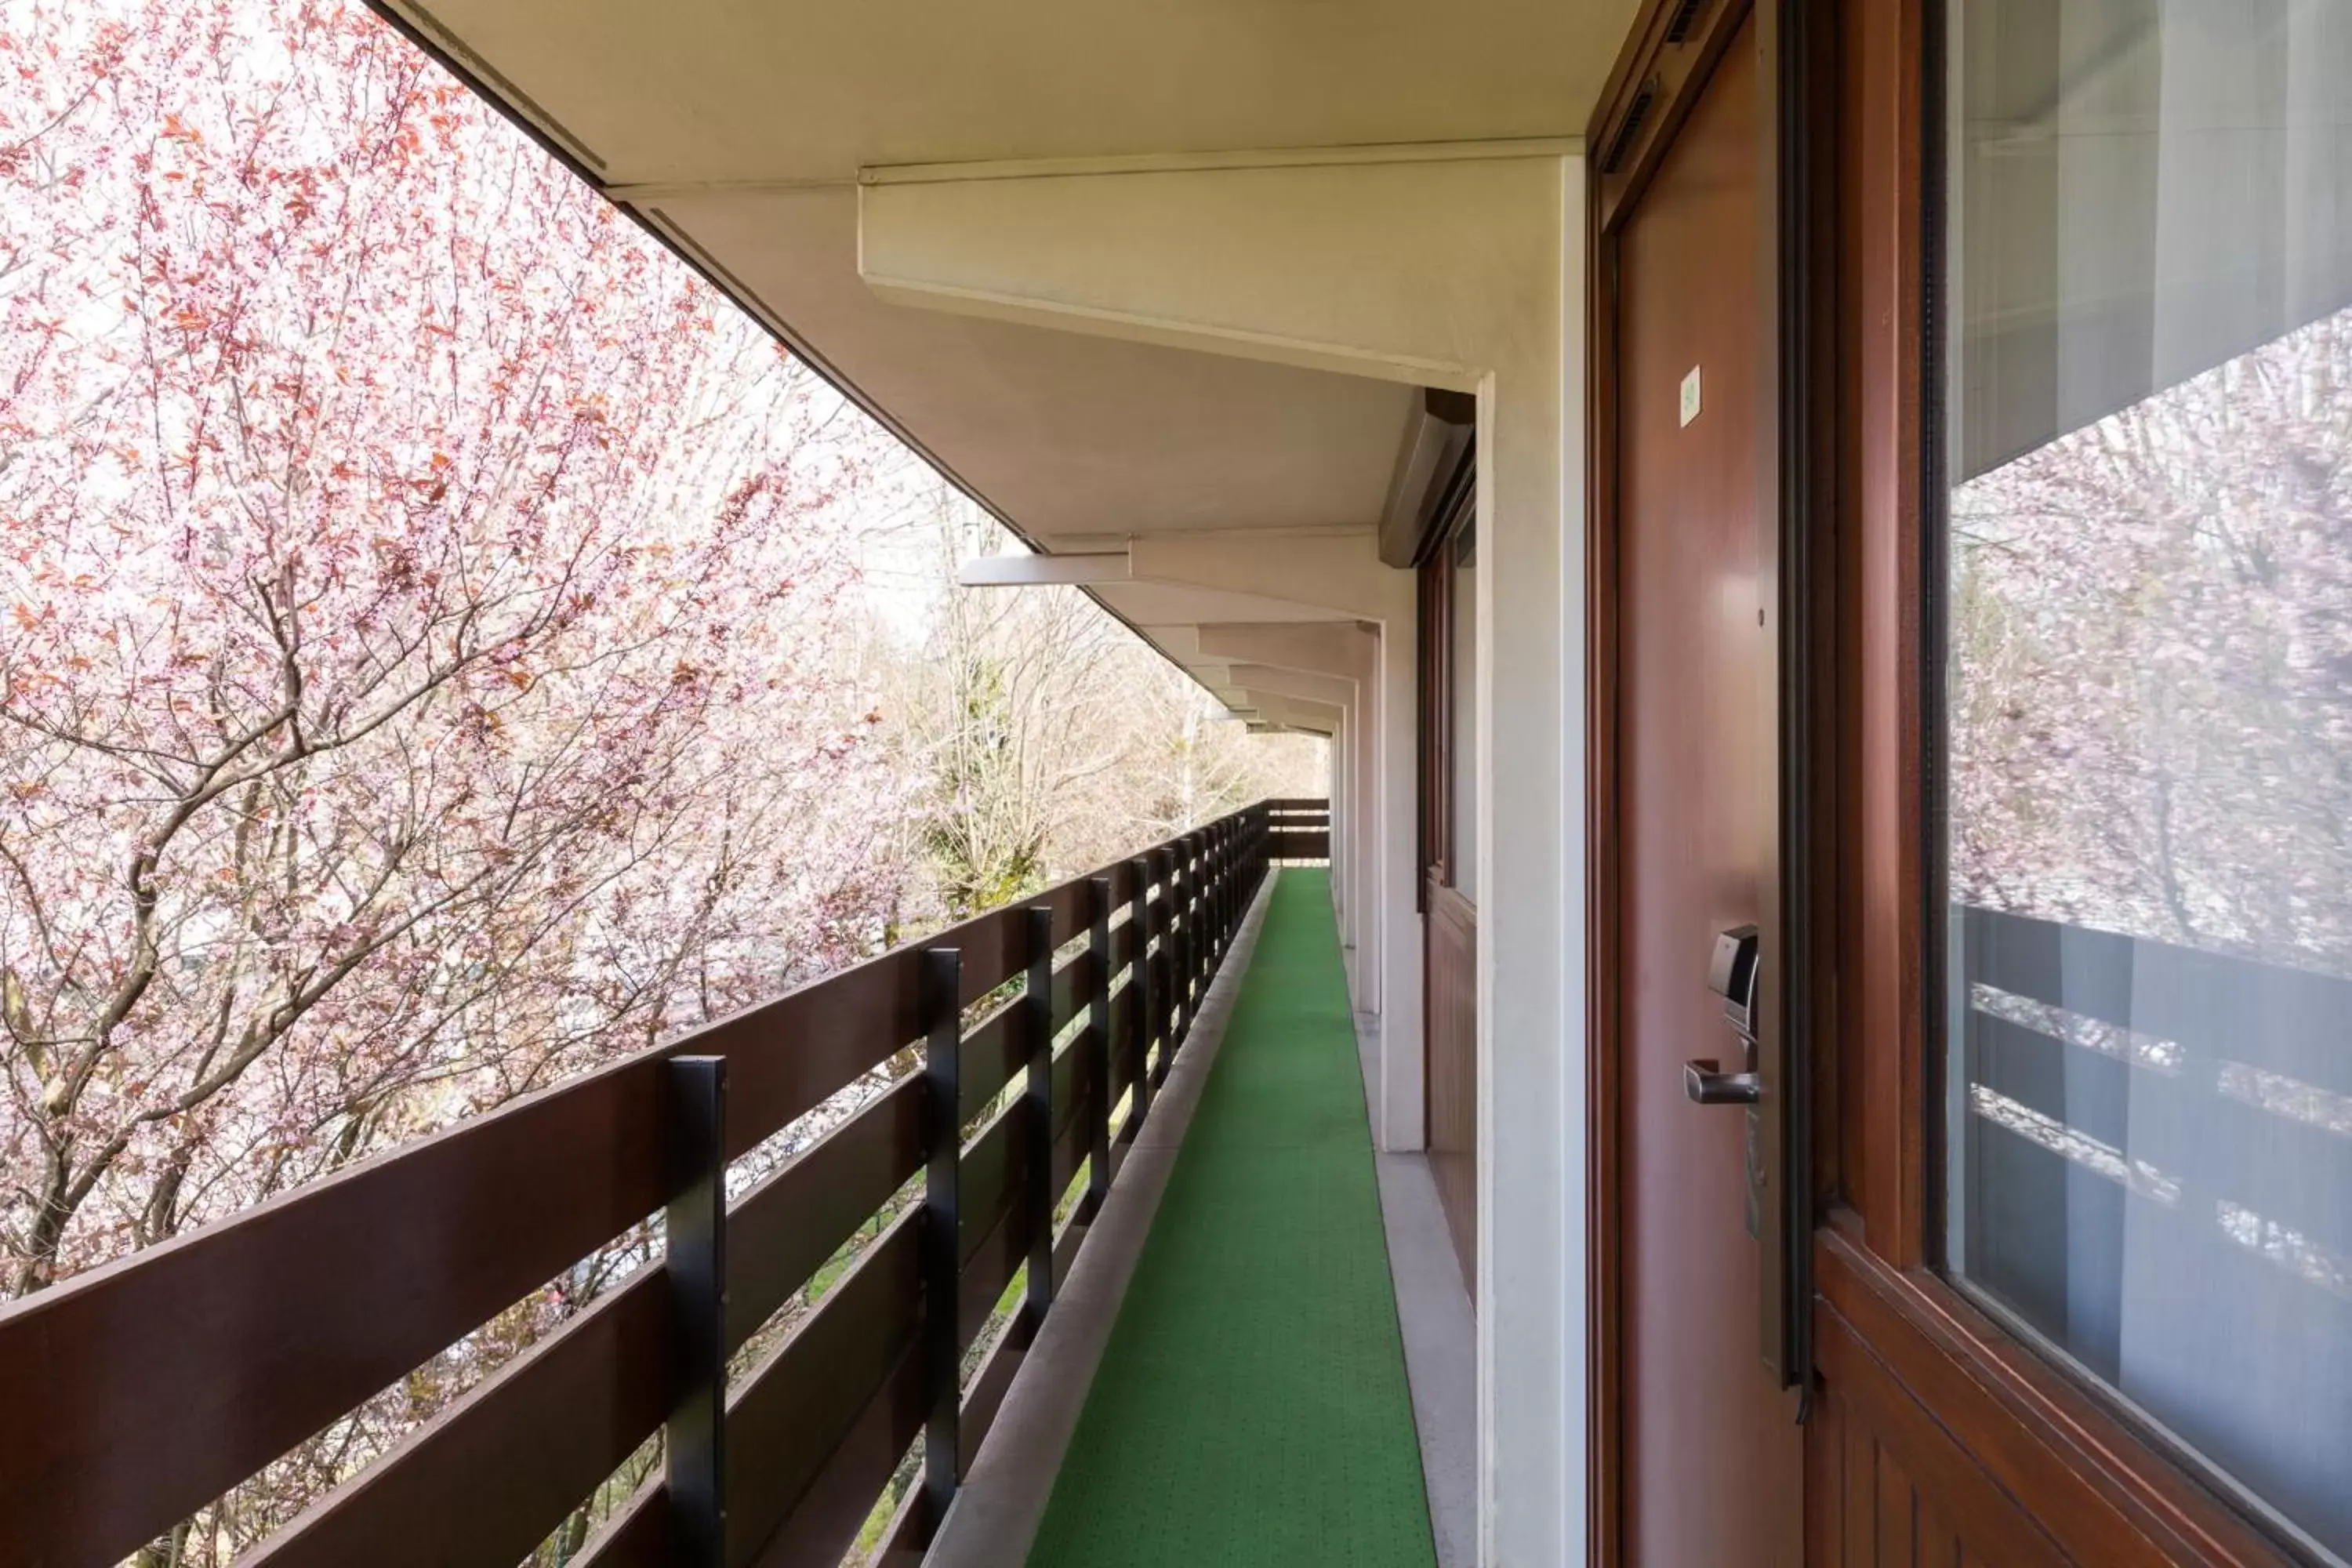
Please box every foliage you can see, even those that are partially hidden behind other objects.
[887,490,1323,920]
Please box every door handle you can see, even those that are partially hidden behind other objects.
[1683,1058,1762,1105]
[1688,924,1763,1106]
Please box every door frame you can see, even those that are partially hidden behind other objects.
[1590,0,2335,1563]
[1584,0,1831,1556]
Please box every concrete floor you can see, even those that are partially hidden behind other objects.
[1354,1012,1478,1568]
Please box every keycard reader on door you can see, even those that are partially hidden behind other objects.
[1684,924,1761,1105]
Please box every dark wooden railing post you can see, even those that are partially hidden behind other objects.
[1179,839,1193,1044]
[664,1054,727,1568]
[919,946,963,1523]
[1022,906,1055,1324]
[1152,848,1177,1086]
[1126,858,1153,1127]
[1177,839,1192,1058]
[1236,811,1247,913]
[1195,832,1214,982]
[1204,822,1223,959]
[1186,832,1204,1021]
[1205,822,1221,965]
[1086,877,1113,1219]
[1206,821,1222,960]
[1218,817,1233,949]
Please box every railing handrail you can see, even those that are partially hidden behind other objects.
[0,797,1322,1568]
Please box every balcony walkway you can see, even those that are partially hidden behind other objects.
[1023,868,1436,1567]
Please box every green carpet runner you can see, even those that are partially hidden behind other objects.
[1026,868,1437,1567]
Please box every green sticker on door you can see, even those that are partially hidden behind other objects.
[1679,364,1701,427]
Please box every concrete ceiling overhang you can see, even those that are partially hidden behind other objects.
[370,0,1636,696]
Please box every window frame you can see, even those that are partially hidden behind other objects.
[1819,0,2334,1560]
[1921,2,2352,1559]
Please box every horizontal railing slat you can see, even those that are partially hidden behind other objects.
[0,1053,667,1568]
[957,1007,1022,1124]
[955,1308,1031,1475]
[1965,903,2352,1255]
[958,1102,1025,1268]
[1051,1080,1091,1197]
[956,947,1100,1122]
[957,1098,1097,1348]
[243,1265,668,1568]
[1053,1027,1098,1146]
[1053,1200,1088,1295]
[572,1478,664,1568]
[959,1199,1033,1347]
[724,1214,922,1566]
[1052,949,1096,1034]
[1969,1008,2352,1261]
[724,1074,927,1351]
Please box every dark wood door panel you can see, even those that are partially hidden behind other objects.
[1811,1227,2296,1568]
[1425,877,1476,1292]
[1812,1301,2068,1568]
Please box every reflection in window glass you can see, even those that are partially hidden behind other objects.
[1945,2,2352,1558]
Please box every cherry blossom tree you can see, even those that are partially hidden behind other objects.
[0,0,906,1301]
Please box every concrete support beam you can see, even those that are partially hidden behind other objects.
[861,145,1556,390]
[1240,691,1339,737]
[1130,531,1408,622]
[1222,663,1353,709]
[1196,620,1377,680]
[958,552,1131,586]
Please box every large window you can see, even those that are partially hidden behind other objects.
[1944,2,2352,1558]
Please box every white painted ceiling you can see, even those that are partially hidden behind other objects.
[378,0,1639,719]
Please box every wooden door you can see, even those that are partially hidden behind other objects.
[1420,493,1478,1293]
[1606,13,1804,1563]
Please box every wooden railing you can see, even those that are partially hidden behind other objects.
[1264,797,1331,863]
[0,800,1314,1568]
